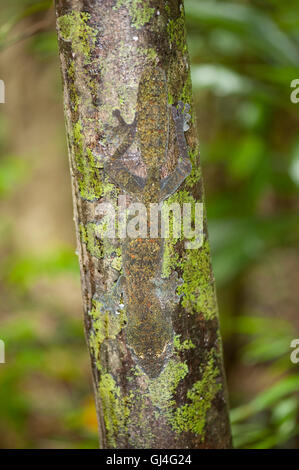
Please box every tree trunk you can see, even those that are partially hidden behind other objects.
[55,0,232,449]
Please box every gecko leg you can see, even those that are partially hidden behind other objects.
[160,101,192,201]
[104,110,145,195]
[154,271,183,308]
[93,275,126,318]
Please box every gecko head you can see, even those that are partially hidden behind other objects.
[136,67,169,170]
[128,336,173,379]
[137,348,172,378]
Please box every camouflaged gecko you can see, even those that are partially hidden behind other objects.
[104,68,192,377]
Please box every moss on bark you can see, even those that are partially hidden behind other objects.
[55,0,232,449]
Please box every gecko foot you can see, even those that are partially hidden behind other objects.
[103,109,137,147]
[172,101,191,132]
[93,275,126,316]
[154,272,183,309]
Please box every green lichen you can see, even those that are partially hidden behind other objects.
[161,189,196,278]
[89,298,129,447]
[180,73,192,105]
[161,190,192,278]
[114,0,155,30]
[161,195,182,278]
[178,239,218,320]
[171,352,222,438]
[96,340,219,445]
[98,373,131,447]
[148,359,188,416]
[104,241,122,272]
[165,3,171,16]
[103,357,189,442]
[110,249,122,271]
[185,145,201,189]
[139,47,158,62]
[80,222,103,259]
[89,298,126,349]
[80,222,122,272]
[161,186,216,320]
[102,178,117,198]
[127,388,155,448]
[67,60,80,112]
[168,91,174,105]
[77,174,122,265]
[72,120,103,201]
[89,298,126,370]
[146,349,220,440]
[162,237,179,278]
[57,11,97,61]
[167,6,187,53]
[173,334,195,352]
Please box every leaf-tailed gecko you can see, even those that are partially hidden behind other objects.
[103,68,192,377]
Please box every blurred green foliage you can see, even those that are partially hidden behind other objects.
[184,0,299,449]
[0,0,298,449]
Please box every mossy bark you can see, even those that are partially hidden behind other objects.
[55,0,232,449]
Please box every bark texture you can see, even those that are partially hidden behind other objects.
[55,0,232,449]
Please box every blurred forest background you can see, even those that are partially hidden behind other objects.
[0,0,298,449]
